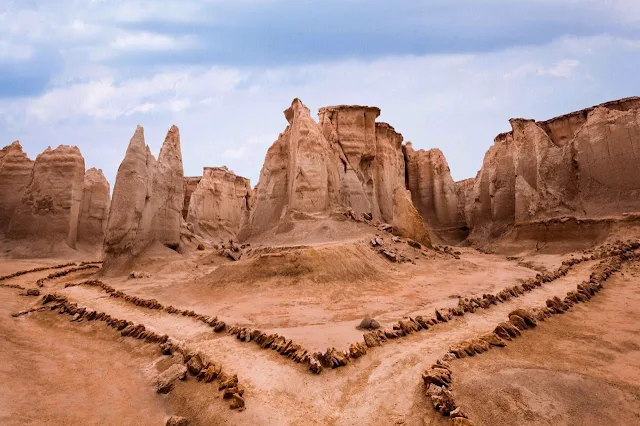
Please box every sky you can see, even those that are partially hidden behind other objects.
[1,0,639,187]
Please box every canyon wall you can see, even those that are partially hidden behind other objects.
[6,145,86,248]
[183,177,202,220]
[104,125,185,259]
[404,144,468,240]
[242,98,431,246]
[468,97,640,239]
[186,166,252,240]
[0,141,34,233]
[77,168,111,247]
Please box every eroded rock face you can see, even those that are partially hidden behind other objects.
[245,99,340,237]
[6,145,85,248]
[186,166,252,239]
[0,141,34,233]
[243,98,431,246]
[469,97,640,239]
[404,144,467,239]
[182,177,202,219]
[104,125,185,259]
[77,168,111,246]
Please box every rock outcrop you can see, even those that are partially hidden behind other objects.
[468,97,640,239]
[104,125,185,260]
[404,144,468,240]
[77,168,111,246]
[0,141,34,233]
[186,166,252,239]
[183,176,202,219]
[6,145,85,248]
[242,99,431,246]
[243,99,341,237]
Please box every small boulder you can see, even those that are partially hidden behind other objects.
[166,416,189,426]
[186,353,204,375]
[155,364,187,394]
[229,393,245,410]
[358,317,381,330]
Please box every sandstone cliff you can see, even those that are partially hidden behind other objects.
[183,177,202,219]
[77,168,111,246]
[0,141,34,233]
[404,144,468,240]
[104,125,185,260]
[468,97,640,239]
[186,166,252,239]
[242,98,431,246]
[6,145,85,248]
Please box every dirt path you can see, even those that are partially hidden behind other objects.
[27,258,601,425]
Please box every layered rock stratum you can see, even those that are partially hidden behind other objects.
[0,141,34,234]
[6,145,85,248]
[241,99,432,246]
[104,125,185,260]
[404,144,468,240]
[77,168,111,247]
[186,166,252,239]
[467,97,640,239]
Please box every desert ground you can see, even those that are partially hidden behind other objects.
[2,224,640,426]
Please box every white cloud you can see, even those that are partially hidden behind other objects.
[503,58,580,79]
[222,146,247,159]
[20,67,246,121]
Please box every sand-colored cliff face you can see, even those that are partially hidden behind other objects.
[183,177,202,220]
[469,97,640,239]
[0,141,34,233]
[6,145,85,248]
[243,99,431,246]
[77,168,111,247]
[104,125,185,260]
[186,167,252,239]
[245,99,340,238]
[404,144,468,240]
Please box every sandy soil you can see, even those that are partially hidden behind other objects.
[1,229,639,425]
[452,261,640,426]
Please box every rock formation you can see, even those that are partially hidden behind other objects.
[0,141,34,233]
[6,145,85,248]
[186,166,252,239]
[468,97,640,239]
[183,176,202,220]
[104,125,185,260]
[244,99,341,237]
[404,144,468,240]
[242,98,431,246]
[77,168,111,246]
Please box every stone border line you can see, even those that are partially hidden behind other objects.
[420,242,639,426]
[35,264,101,287]
[23,293,247,411]
[0,261,102,282]
[59,241,630,375]
[317,241,634,373]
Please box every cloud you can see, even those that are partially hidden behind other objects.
[504,59,581,79]
[3,33,639,190]
[18,67,246,121]
[222,146,247,159]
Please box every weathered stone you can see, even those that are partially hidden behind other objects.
[155,364,187,394]
[104,125,184,264]
[187,166,252,239]
[166,416,189,426]
[77,168,111,246]
[7,145,85,249]
[0,141,34,234]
